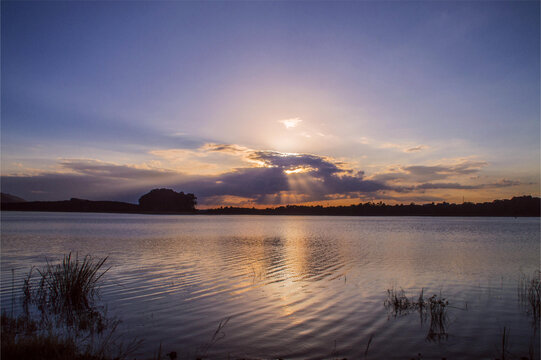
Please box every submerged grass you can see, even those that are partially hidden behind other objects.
[197,316,231,358]
[518,270,541,324]
[499,326,510,360]
[384,287,450,341]
[426,294,449,342]
[384,288,413,316]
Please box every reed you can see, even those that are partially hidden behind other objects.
[364,334,373,358]
[3,253,141,360]
[22,253,110,331]
[426,294,448,341]
[518,270,541,322]
[199,316,231,357]
[37,253,109,312]
[385,288,450,341]
[500,326,509,360]
[384,287,414,315]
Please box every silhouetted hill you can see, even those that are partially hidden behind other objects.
[202,196,540,217]
[1,198,139,213]
[1,193,26,203]
[139,188,196,213]
[1,188,197,214]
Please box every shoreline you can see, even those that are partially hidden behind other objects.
[1,209,539,217]
[2,195,539,217]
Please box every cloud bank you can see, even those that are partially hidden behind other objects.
[1,144,523,206]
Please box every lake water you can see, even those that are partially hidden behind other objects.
[1,212,539,359]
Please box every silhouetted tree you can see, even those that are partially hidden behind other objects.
[138,188,197,213]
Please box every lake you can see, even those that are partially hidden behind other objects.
[1,212,539,359]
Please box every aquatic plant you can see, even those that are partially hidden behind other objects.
[384,288,450,341]
[494,326,510,360]
[384,287,414,316]
[22,253,110,331]
[4,254,142,360]
[364,334,374,358]
[198,316,231,357]
[2,311,140,360]
[518,270,540,323]
[426,294,448,342]
[38,253,109,311]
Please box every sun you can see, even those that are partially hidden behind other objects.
[278,118,302,129]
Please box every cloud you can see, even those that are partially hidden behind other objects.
[404,161,487,177]
[413,179,520,190]
[180,149,388,204]
[183,167,289,200]
[1,146,523,207]
[1,172,147,202]
[359,137,428,153]
[2,147,389,205]
[201,143,250,155]
[149,144,252,175]
[59,159,173,179]
[405,145,425,152]
[372,160,488,183]
[278,117,302,129]
[1,159,187,202]
[366,159,524,198]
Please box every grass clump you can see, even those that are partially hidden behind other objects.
[384,288,413,316]
[384,287,450,341]
[26,253,109,312]
[426,294,449,341]
[23,253,110,331]
[3,253,140,360]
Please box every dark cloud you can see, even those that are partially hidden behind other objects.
[2,173,140,202]
[59,159,175,180]
[249,151,342,174]
[415,182,478,190]
[181,150,388,204]
[404,162,487,176]
[182,167,289,200]
[393,179,520,192]
[1,160,187,202]
[2,151,388,204]
[417,179,519,190]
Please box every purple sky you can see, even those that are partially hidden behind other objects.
[1,1,539,206]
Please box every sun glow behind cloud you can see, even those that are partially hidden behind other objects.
[284,167,313,175]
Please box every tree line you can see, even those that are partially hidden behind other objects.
[202,196,540,217]
[2,190,539,216]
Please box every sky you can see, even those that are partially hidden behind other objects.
[1,1,539,207]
